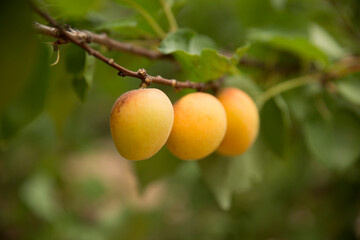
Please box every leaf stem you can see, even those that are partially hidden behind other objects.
[126,0,166,38]
[159,0,178,32]
[257,74,319,109]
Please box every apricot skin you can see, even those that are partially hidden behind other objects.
[110,88,174,161]
[216,87,259,156]
[166,92,227,160]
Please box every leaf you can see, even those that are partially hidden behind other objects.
[71,55,96,102]
[231,44,251,65]
[159,29,246,82]
[45,0,103,18]
[248,29,329,64]
[134,147,182,189]
[20,172,62,221]
[260,96,291,157]
[304,109,360,171]
[46,60,78,134]
[0,2,39,112]
[224,74,262,99]
[0,43,50,140]
[65,45,86,75]
[174,49,234,82]
[198,145,262,210]
[84,55,96,87]
[95,19,138,31]
[337,73,360,105]
[72,76,89,102]
[158,28,216,55]
[309,24,346,59]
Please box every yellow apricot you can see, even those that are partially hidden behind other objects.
[216,87,259,156]
[166,92,227,160]
[110,88,174,160]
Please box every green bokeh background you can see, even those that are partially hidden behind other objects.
[1,0,360,239]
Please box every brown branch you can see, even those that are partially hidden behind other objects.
[33,22,171,60]
[30,3,221,92]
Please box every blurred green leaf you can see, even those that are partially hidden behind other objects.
[95,18,138,31]
[260,96,291,157]
[230,45,250,65]
[159,28,216,54]
[159,29,244,82]
[270,0,287,10]
[20,172,62,221]
[0,43,50,140]
[174,49,234,82]
[248,29,329,64]
[71,55,96,102]
[72,76,89,102]
[46,60,78,133]
[337,73,360,105]
[309,24,346,59]
[0,1,38,112]
[134,147,182,189]
[199,145,262,210]
[65,45,86,75]
[224,74,262,99]
[304,109,360,171]
[84,55,96,87]
[45,0,103,18]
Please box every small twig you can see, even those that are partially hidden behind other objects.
[257,56,360,108]
[30,3,222,92]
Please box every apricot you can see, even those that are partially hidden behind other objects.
[110,88,174,160]
[216,87,259,156]
[166,92,227,160]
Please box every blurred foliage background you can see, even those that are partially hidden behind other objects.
[1,0,360,239]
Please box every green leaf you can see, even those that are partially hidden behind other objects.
[72,76,89,102]
[45,0,103,18]
[46,61,78,134]
[224,74,262,99]
[337,73,360,105]
[95,18,138,31]
[159,29,244,82]
[0,2,39,112]
[134,147,182,189]
[248,29,329,64]
[71,55,96,102]
[309,24,346,59]
[198,155,233,210]
[174,49,234,82]
[304,109,360,171]
[231,44,251,65]
[198,145,262,210]
[0,43,50,140]
[20,172,62,221]
[65,45,86,75]
[84,55,96,87]
[260,96,291,157]
[159,28,216,55]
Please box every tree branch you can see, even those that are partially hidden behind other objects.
[33,22,171,60]
[30,3,221,92]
